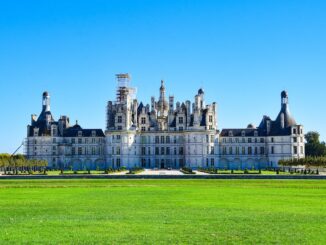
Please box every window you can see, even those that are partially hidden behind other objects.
[117,116,122,123]
[92,131,96,137]
[166,136,170,143]
[271,146,274,154]
[248,147,252,155]
[72,147,75,155]
[179,147,184,155]
[141,117,146,124]
[178,117,184,124]
[260,138,264,143]
[260,147,265,155]
[78,138,82,144]
[211,146,214,155]
[78,147,82,155]
[155,147,159,155]
[293,137,297,143]
[116,158,121,168]
[235,138,239,143]
[300,146,304,154]
[248,138,252,143]
[141,127,146,132]
[53,138,56,143]
[271,138,274,143]
[293,128,297,134]
[242,147,245,155]
[293,146,298,154]
[211,158,215,166]
[117,126,122,130]
[209,115,213,123]
[166,147,170,155]
[254,147,258,155]
[161,136,165,144]
[78,131,82,137]
[242,138,246,143]
[236,147,239,155]
[179,126,184,131]
[229,131,233,137]
[222,146,227,155]
[222,138,226,143]
[155,136,160,144]
[229,147,232,155]
[141,147,146,155]
[254,131,258,137]
[72,138,75,144]
[161,147,165,155]
[85,138,88,144]
[116,147,120,155]
[241,131,245,137]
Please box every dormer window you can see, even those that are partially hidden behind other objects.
[228,131,233,137]
[78,131,82,137]
[241,131,245,137]
[91,131,96,137]
[254,131,258,137]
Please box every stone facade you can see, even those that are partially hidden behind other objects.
[25,74,305,170]
[25,92,106,170]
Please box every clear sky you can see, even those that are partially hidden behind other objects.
[0,0,325,153]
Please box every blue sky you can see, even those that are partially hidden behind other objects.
[0,0,325,153]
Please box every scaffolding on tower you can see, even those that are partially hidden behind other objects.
[115,73,137,104]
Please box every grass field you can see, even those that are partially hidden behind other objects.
[0,180,325,244]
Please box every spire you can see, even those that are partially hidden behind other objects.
[42,91,50,112]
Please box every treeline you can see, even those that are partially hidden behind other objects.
[0,154,48,175]
[279,156,326,168]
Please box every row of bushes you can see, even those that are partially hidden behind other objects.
[279,157,326,167]
[0,154,47,175]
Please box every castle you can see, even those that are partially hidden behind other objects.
[25,74,305,170]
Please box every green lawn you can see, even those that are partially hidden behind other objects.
[0,180,325,244]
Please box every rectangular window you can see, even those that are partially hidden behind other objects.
[161,147,165,155]
[178,117,184,124]
[260,147,265,155]
[166,147,170,155]
[166,136,170,143]
[155,147,159,155]
[117,116,122,123]
[78,147,82,155]
[155,136,160,144]
[294,146,298,154]
[271,146,274,154]
[209,115,213,123]
[141,147,146,155]
[242,147,245,155]
[248,138,252,143]
[161,136,165,144]
[293,137,297,143]
[229,147,232,155]
[141,117,146,124]
[210,158,214,166]
[248,147,252,155]
[179,147,184,155]
[141,127,146,132]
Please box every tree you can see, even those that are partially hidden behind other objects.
[305,131,326,157]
